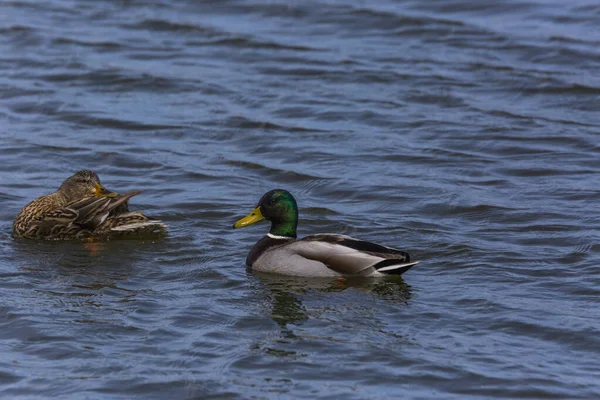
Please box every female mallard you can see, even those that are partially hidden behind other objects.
[233,189,419,277]
[13,170,166,240]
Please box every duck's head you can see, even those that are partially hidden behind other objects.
[58,170,117,201]
[233,189,298,238]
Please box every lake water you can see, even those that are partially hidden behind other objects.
[1,0,599,398]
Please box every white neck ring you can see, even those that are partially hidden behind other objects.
[267,233,291,240]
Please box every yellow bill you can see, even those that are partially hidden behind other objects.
[94,182,118,198]
[233,207,264,229]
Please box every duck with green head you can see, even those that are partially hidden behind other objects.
[233,189,418,277]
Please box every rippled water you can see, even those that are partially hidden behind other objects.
[1,0,600,398]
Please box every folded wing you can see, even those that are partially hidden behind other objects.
[288,234,416,275]
[32,191,140,238]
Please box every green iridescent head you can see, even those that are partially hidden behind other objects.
[233,189,298,238]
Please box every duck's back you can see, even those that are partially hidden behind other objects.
[13,193,63,237]
[255,233,415,277]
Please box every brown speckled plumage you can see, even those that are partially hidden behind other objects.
[13,170,166,240]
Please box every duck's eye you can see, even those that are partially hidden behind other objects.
[268,198,276,205]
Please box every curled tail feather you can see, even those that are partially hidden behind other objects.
[375,260,419,275]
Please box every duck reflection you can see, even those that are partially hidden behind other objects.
[12,238,167,312]
[251,271,413,328]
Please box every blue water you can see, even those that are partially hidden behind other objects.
[1,0,599,398]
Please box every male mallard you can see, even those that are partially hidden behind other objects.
[233,189,419,277]
[13,170,166,240]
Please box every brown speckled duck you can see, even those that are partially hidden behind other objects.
[13,170,166,240]
[233,189,418,277]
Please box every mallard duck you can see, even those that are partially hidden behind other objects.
[13,170,166,240]
[233,189,419,277]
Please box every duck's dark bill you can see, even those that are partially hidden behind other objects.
[233,207,264,229]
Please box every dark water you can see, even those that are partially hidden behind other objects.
[1,0,600,398]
